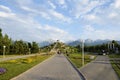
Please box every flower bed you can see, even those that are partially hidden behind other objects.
[0,68,7,75]
[21,58,35,64]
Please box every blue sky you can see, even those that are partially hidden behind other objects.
[0,0,120,42]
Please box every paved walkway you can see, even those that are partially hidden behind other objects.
[11,54,82,80]
[80,55,119,80]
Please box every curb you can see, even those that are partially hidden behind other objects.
[64,55,86,80]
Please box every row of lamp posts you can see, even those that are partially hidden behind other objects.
[2,40,118,66]
[2,40,59,58]
[1,40,84,67]
[2,46,31,58]
[2,40,84,66]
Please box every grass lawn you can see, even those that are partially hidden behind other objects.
[109,54,120,78]
[0,54,51,80]
[109,54,120,58]
[111,61,120,78]
[68,53,95,68]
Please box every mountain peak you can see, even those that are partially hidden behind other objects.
[66,39,112,46]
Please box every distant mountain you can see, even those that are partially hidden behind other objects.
[117,41,120,44]
[93,39,110,45]
[85,39,93,43]
[66,39,82,46]
[84,39,93,46]
[40,39,120,47]
[39,40,55,47]
[66,39,111,46]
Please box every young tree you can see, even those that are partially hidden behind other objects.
[31,42,39,53]
[0,28,3,54]
[2,34,12,54]
[75,45,81,52]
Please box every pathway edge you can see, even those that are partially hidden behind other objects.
[10,54,56,80]
[64,55,86,80]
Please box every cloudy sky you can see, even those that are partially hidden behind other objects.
[0,0,120,42]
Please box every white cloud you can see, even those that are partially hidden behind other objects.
[72,0,120,27]
[49,9,71,23]
[71,0,113,19]
[37,25,67,34]
[108,12,118,18]
[0,5,12,13]
[21,6,51,19]
[59,0,65,5]
[84,14,98,20]
[84,25,94,32]
[15,0,33,6]
[56,0,67,9]
[0,9,34,25]
[1,18,73,42]
[1,0,120,41]
[21,6,33,11]
[0,12,15,18]
[21,6,71,22]
[44,25,67,34]
[13,0,72,22]
[0,1,74,42]
[48,1,56,9]
[83,25,106,40]
[92,1,120,26]
[0,5,15,18]
[38,25,73,41]
[72,0,100,18]
[83,25,120,40]
[114,0,120,8]
[0,11,73,42]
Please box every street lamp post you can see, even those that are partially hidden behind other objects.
[3,45,6,58]
[112,43,115,49]
[82,40,84,66]
[29,48,31,55]
[108,42,110,54]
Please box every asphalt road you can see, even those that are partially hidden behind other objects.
[11,54,82,80]
[80,55,119,80]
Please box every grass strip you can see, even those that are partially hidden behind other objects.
[109,54,120,58]
[0,54,51,80]
[68,53,95,68]
[109,54,120,78]
[110,60,120,78]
